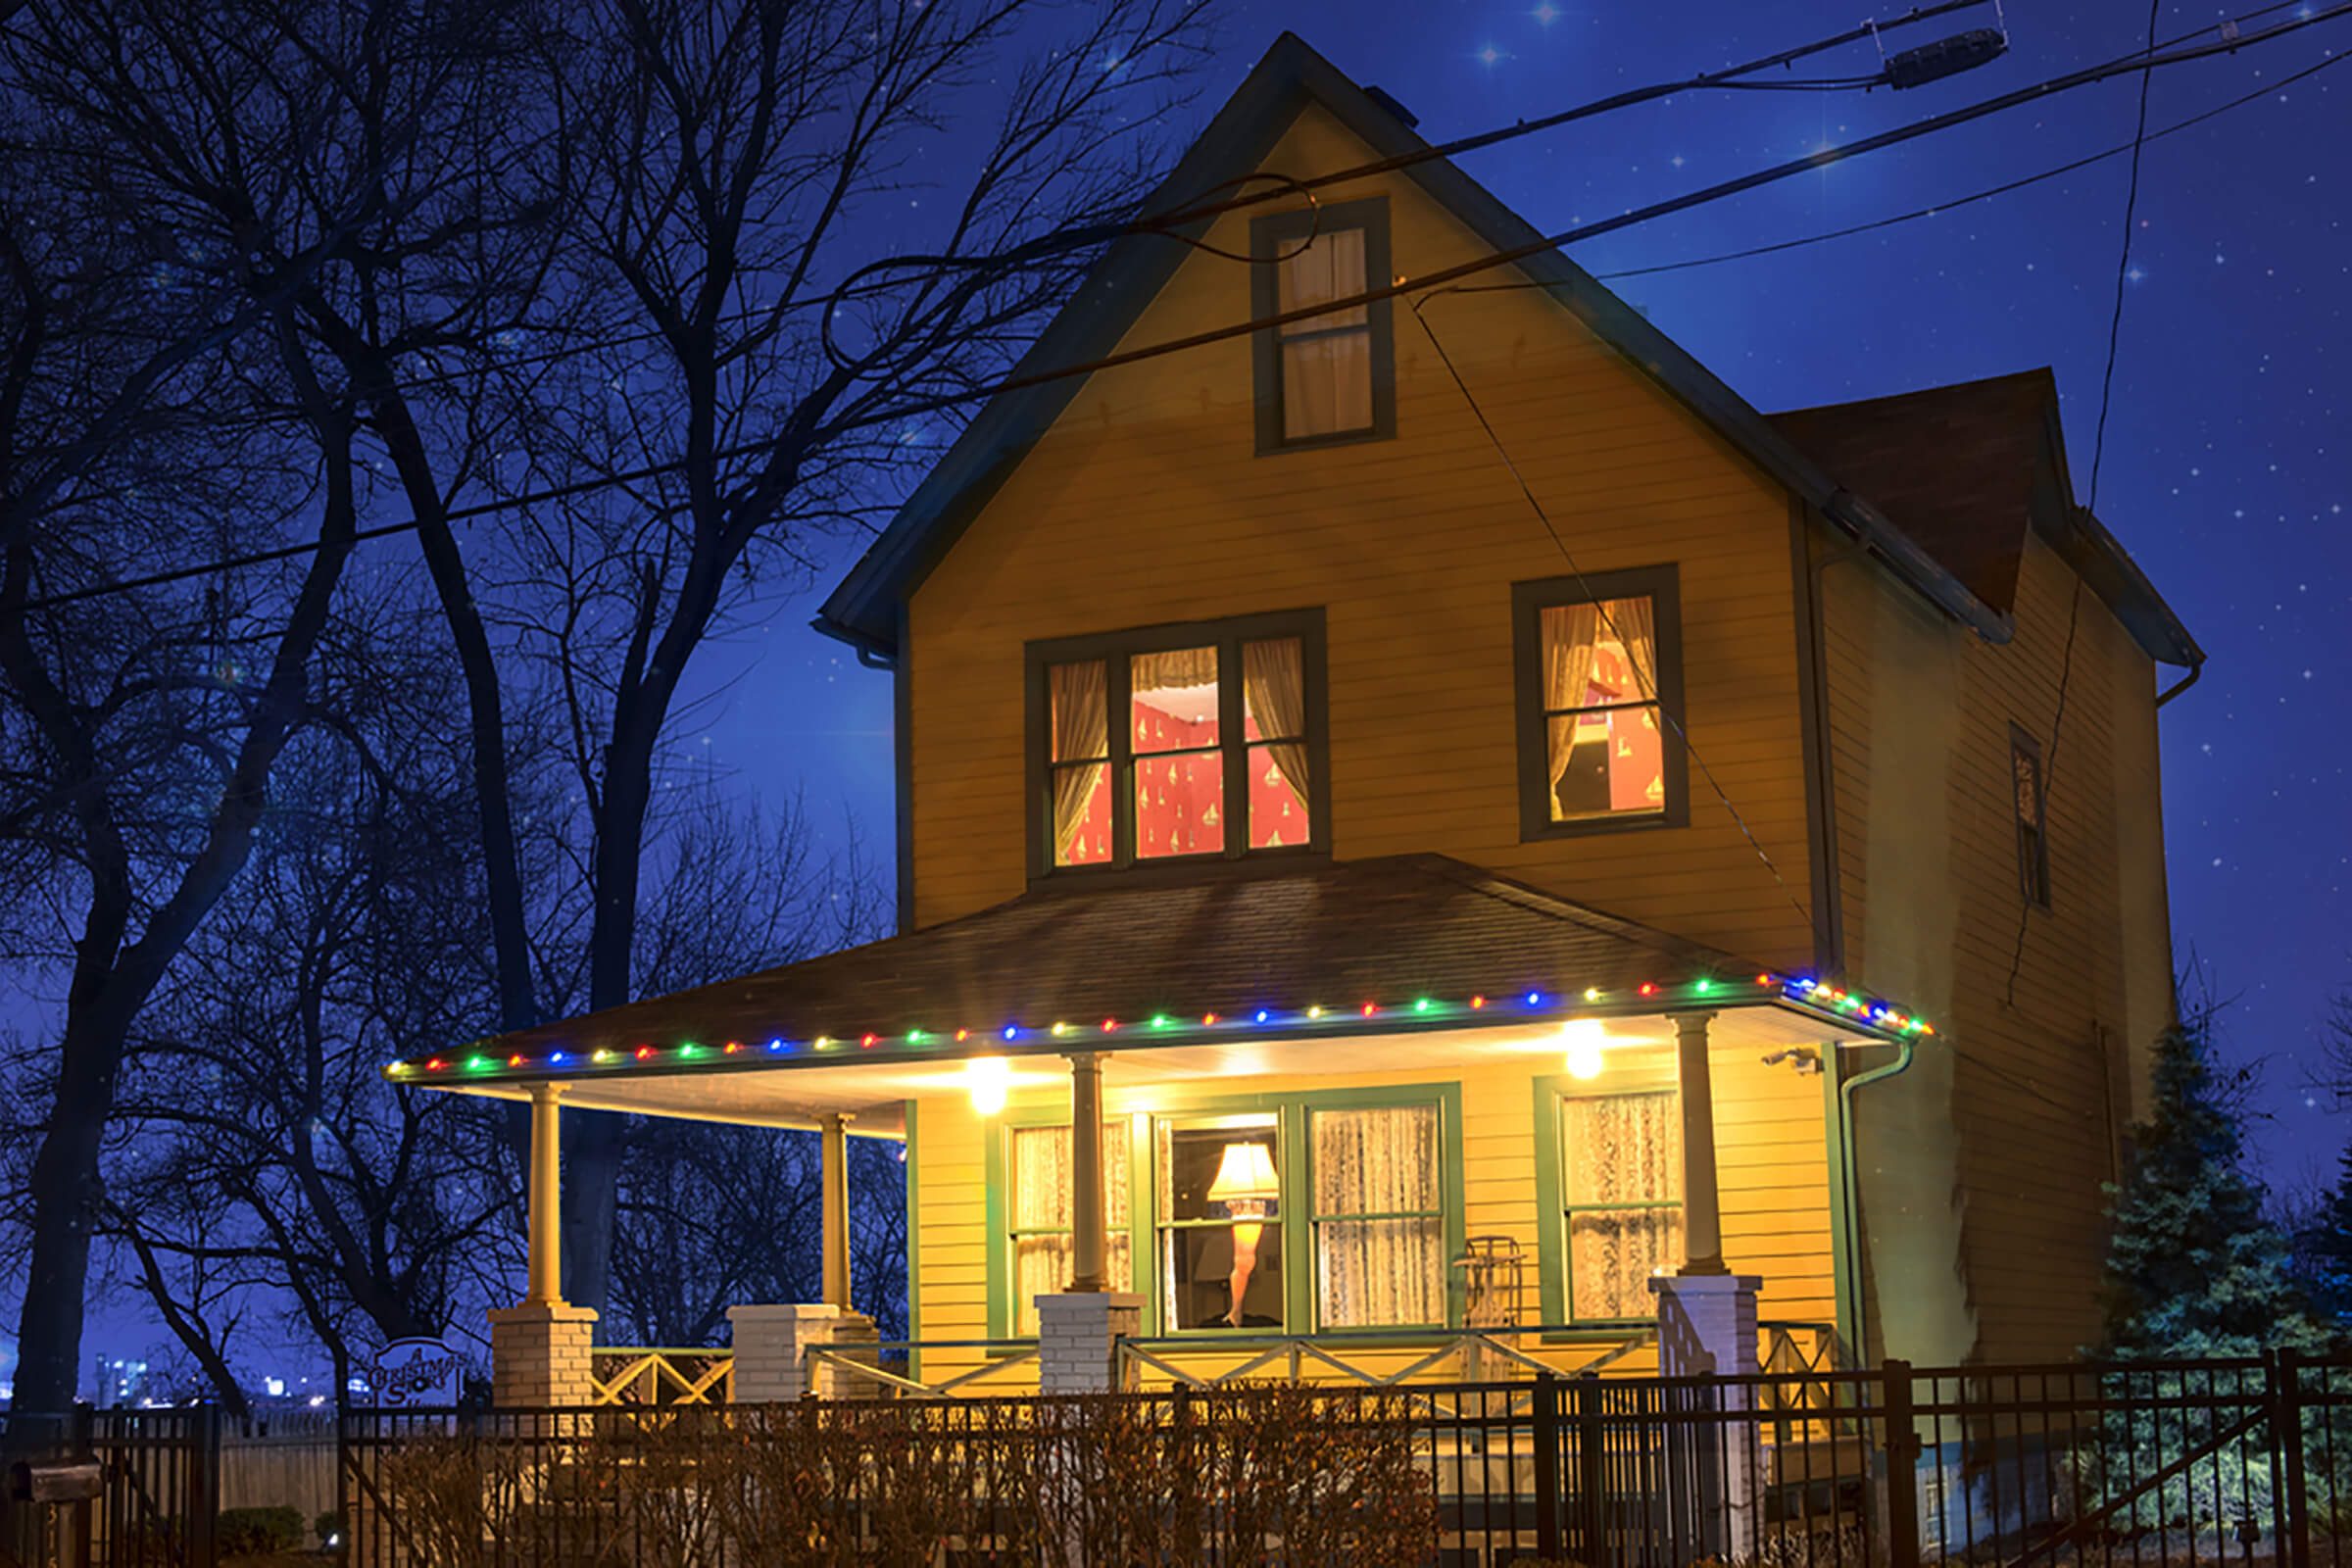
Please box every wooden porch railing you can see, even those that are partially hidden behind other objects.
[588,1347,734,1405]
[804,1338,1041,1398]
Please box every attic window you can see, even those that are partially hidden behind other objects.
[1250,198,1396,452]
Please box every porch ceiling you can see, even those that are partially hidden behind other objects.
[403,1004,1886,1138]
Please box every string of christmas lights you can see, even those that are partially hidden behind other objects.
[383,971,1932,1084]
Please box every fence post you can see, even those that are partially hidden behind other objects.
[1533,1372,1561,1557]
[68,1404,96,1568]
[189,1404,220,1568]
[1577,1372,1608,1566]
[2273,1348,2312,1568]
[1881,1358,1920,1568]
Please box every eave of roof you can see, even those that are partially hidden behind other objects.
[812,30,2009,662]
[389,855,1933,1094]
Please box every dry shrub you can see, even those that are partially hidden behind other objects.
[365,1386,1442,1565]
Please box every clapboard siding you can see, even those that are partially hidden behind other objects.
[1822,519,2166,1365]
[906,102,1814,971]
[903,1043,1835,1391]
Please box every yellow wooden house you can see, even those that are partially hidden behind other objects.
[400,34,2196,1401]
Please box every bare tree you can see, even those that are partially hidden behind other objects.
[0,0,560,1405]
[519,0,1210,1313]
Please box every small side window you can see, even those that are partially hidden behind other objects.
[2011,726,2051,907]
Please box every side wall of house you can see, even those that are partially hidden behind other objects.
[905,1044,1835,1391]
[1819,516,2172,1366]
[904,102,1819,972]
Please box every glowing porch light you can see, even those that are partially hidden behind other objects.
[965,1055,1011,1117]
[1561,1018,1608,1081]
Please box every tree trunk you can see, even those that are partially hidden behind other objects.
[13,1006,128,1408]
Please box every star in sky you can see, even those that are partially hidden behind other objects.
[1530,2,1561,24]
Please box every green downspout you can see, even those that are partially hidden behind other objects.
[1833,1036,1916,1368]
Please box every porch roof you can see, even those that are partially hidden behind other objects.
[388,856,1929,1128]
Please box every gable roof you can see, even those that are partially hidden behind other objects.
[1768,368,2200,666]
[813,30,2011,660]
[418,854,1901,1077]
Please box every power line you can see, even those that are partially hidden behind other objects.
[21,0,2350,613]
[1590,48,2352,283]
[1405,295,1828,952]
[18,4,1992,464]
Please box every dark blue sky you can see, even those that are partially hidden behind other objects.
[700,0,2349,1186]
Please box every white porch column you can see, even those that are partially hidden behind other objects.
[491,1082,596,1406]
[1066,1053,1105,1293]
[820,1112,853,1309]
[1651,1272,1763,1553]
[1036,1292,1143,1395]
[1674,1011,1728,1275]
[526,1083,564,1303]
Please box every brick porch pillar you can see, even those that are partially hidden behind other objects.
[1652,1271,1763,1555]
[1036,1292,1143,1395]
[729,1303,843,1401]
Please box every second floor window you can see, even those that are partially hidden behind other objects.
[2012,726,2051,907]
[1032,612,1326,875]
[1512,566,1689,839]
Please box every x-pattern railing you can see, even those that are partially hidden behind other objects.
[588,1347,734,1405]
[805,1338,1041,1398]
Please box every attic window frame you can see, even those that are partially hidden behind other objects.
[1024,609,1331,884]
[1250,197,1396,454]
[2009,723,2052,909]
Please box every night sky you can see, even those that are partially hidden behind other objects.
[698,0,2351,1188]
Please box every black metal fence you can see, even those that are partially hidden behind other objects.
[0,1405,219,1568]
[334,1352,2352,1567]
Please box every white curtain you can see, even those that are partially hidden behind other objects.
[1312,1104,1444,1327]
[1010,1124,1131,1336]
[1277,227,1372,439]
[1560,1093,1683,1320]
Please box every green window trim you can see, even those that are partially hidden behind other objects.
[982,1104,1148,1343]
[982,1082,1464,1340]
[1531,1074,1685,1332]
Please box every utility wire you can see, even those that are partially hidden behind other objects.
[1589,48,2351,283]
[1405,296,1828,953]
[16,4,1987,465]
[21,0,2349,613]
[2002,0,2168,1008]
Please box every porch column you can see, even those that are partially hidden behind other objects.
[820,1112,853,1309]
[491,1082,597,1406]
[1066,1053,1105,1292]
[527,1083,564,1304]
[1674,1011,1728,1275]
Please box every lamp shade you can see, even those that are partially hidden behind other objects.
[1205,1141,1280,1204]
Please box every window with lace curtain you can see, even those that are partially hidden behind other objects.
[1512,566,1688,841]
[1557,1090,1683,1322]
[1005,1121,1131,1337]
[1250,198,1395,451]
[1028,611,1325,878]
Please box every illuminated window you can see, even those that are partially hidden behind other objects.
[1513,567,1687,839]
[1250,199,1395,450]
[1031,612,1324,875]
[1005,1122,1131,1337]
[1558,1091,1683,1321]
